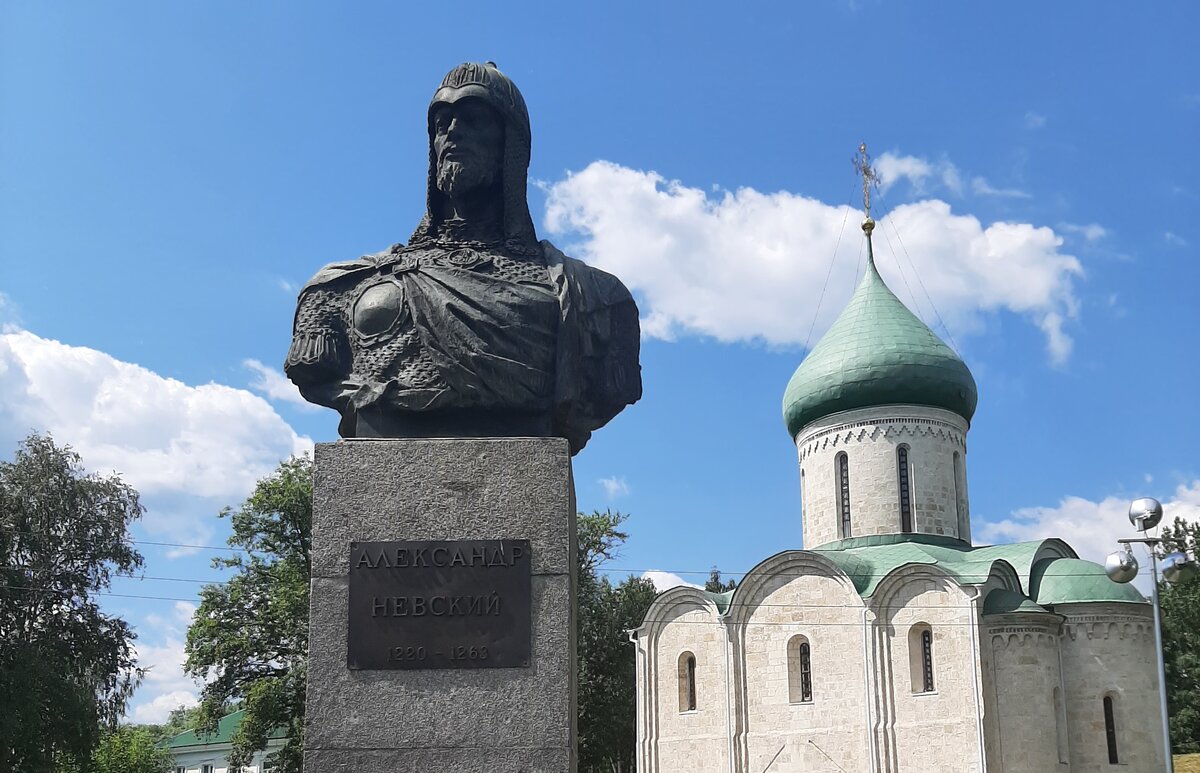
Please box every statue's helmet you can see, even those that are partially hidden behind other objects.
[410,62,539,256]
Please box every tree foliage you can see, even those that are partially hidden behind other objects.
[139,703,209,744]
[577,510,657,773]
[0,433,145,773]
[91,726,174,773]
[184,456,311,772]
[705,567,737,593]
[1159,517,1200,754]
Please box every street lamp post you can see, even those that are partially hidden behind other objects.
[1105,497,1199,773]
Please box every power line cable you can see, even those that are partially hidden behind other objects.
[803,183,859,351]
[876,190,961,353]
[4,584,1112,623]
[0,527,252,553]
[0,563,1155,585]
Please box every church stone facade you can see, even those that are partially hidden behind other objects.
[632,221,1165,772]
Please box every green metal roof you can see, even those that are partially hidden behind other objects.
[1030,557,1146,606]
[642,536,1144,632]
[801,533,1076,599]
[705,590,735,614]
[983,588,1051,616]
[782,239,978,438]
[163,710,287,749]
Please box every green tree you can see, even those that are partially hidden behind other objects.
[577,510,658,773]
[1159,517,1200,754]
[0,433,145,773]
[142,703,207,743]
[184,456,311,772]
[705,566,737,593]
[91,726,173,773]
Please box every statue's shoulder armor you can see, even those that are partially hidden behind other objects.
[299,246,398,297]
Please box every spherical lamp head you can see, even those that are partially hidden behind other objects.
[1129,497,1164,531]
[1105,548,1140,584]
[1162,551,1199,585]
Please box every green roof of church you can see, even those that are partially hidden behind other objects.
[983,588,1052,615]
[808,533,1073,598]
[1030,557,1146,605]
[782,236,978,438]
[705,589,735,614]
[642,536,1148,631]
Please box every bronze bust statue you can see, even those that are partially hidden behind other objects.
[284,62,641,454]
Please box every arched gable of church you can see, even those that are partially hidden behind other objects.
[869,564,985,772]
[636,587,731,773]
[725,551,869,773]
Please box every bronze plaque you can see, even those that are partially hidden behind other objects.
[347,539,531,670]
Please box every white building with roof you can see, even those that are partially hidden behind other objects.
[163,710,287,773]
[632,215,1166,772]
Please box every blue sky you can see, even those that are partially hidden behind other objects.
[2,2,1197,722]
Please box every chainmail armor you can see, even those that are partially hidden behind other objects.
[293,247,552,391]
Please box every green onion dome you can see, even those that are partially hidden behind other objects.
[783,232,978,439]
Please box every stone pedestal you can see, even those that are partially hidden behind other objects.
[303,438,577,773]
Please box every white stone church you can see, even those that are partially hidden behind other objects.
[632,217,1166,772]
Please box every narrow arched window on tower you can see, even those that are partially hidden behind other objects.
[836,452,851,538]
[678,652,697,712]
[799,468,805,520]
[898,445,913,532]
[953,451,968,541]
[1103,694,1119,763]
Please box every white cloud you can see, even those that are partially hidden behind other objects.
[543,161,1083,362]
[978,480,1200,593]
[971,177,1032,199]
[130,628,199,720]
[129,602,202,723]
[876,152,963,196]
[599,476,631,499]
[1059,222,1108,242]
[877,153,1030,200]
[244,358,318,411]
[1037,312,1073,366]
[0,331,313,545]
[0,293,19,332]
[1024,111,1047,129]
[132,690,198,725]
[277,278,299,294]
[642,570,703,592]
[1165,231,1187,247]
[875,153,933,191]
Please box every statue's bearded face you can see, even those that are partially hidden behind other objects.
[432,98,504,199]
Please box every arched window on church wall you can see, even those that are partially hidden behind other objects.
[1103,693,1119,764]
[836,452,851,538]
[897,445,913,533]
[799,468,805,521]
[908,624,934,694]
[678,652,697,712]
[787,635,813,703]
[953,451,967,540]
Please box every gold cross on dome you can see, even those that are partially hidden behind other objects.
[853,142,880,220]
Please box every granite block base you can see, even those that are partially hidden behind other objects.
[303,438,577,773]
